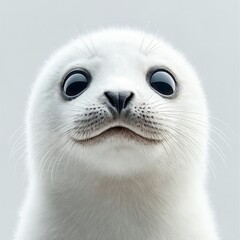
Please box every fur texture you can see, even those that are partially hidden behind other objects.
[15,28,219,240]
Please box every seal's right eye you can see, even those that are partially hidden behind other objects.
[62,70,91,100]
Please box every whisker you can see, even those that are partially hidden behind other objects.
[80,37,94,58]
[72,45,89,57]
[139,33,146,54]
[160,119,228,167]
[157,112,231,149]
[163,123,201,161]
[50,136,74,184]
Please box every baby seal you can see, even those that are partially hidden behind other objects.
[15,28,219,240]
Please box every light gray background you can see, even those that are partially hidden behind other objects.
[1,0,239,239]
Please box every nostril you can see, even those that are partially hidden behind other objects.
[123,92,134,109]
[104,91,116,107]
[104,91,134,114]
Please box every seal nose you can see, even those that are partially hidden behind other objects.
[104,91,134,114]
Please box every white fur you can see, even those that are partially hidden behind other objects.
[15,28,219,240]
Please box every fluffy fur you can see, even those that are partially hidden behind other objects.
[15,28,219,240]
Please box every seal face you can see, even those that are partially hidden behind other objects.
[28,28,208,176]
[15,29,219,240]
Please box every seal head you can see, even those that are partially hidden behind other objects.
[28,28,208,177]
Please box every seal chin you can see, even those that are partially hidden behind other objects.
[72,126,161,145]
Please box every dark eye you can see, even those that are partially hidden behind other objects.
[148,69,177,97]
[62,70,90,100]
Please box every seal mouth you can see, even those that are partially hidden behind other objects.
[72,126,161,145]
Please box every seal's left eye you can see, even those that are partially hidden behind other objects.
[148,69,177,97]
[62,70,90,100]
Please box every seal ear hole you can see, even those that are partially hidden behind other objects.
[62,69,91,100]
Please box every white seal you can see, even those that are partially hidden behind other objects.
[15,28,219,240]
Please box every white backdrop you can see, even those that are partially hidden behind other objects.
[1,0,239,239]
